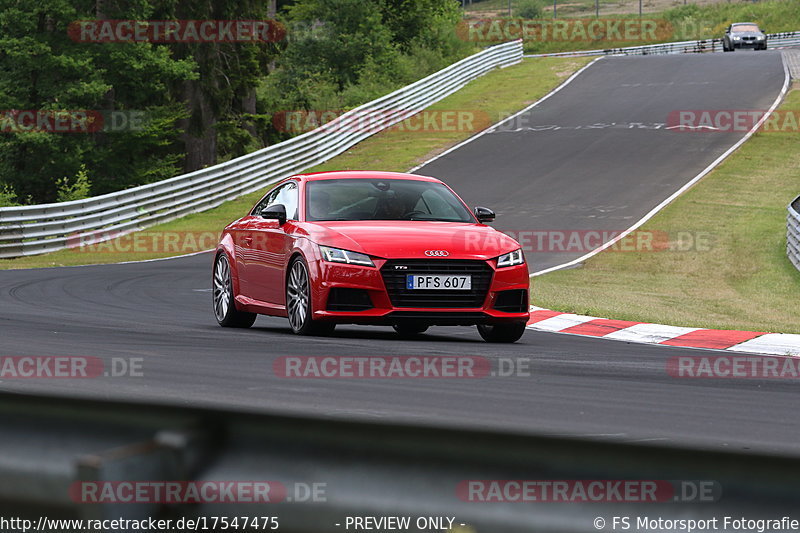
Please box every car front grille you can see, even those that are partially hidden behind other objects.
[380,260,493,308]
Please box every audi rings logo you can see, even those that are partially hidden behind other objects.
[424,250,449,257]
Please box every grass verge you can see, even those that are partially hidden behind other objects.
[0,56,590,270]
[532,86,800,334]
[463,0,800,56]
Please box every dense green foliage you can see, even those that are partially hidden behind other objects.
[0,0,197,203]
[0,0,470,204]
[258,0,471,145]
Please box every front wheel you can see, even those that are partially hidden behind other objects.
[213,253,257,328]
[477,322,527,343]
[286,257,335,336]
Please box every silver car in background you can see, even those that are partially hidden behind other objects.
[723,23,767,51]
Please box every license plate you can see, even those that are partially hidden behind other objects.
[406,275,471,290]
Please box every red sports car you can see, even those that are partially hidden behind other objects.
[213,171,530,342]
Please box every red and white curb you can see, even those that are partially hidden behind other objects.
[527,306,800,356]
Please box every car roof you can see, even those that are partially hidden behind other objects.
[291,170,442,183]
[731,22,759,27]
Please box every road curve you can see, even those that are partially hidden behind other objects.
[419,52,787,271]
[1,51,796,455]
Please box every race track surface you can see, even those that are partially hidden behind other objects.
[1,51,795,455]
[418,52,787,271]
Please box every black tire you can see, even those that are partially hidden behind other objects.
[392,323,429,337]
[477,322,527,343]
[286,257,335,336]
[213,253,257,328]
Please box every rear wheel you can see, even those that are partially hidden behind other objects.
[213,253,257,328]
[392,323,429,338]
[286,257,335,336]
[477,322,527,343]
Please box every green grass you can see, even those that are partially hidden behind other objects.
[0,56,590,270]
[463,0,617,16]
[532,88,800,334]
[462,0,800,55]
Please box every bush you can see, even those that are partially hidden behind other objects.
[0,183,18,207]
[254,0,474,146]
[517,0,544,19]
[56,165,92,203]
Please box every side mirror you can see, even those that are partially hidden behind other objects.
[474,206,495,223]
[261,204,287,225]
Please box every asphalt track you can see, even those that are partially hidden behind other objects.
[1,51,796,455]
[419,52,788,271]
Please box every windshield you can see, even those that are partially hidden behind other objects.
[732,24,760,32]
[306,178,475,222]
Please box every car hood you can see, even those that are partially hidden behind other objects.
[304,221,521,260]
[731,31,765,37]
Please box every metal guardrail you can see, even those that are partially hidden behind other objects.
[789,195,800,272]
[523,31,800,58]
[0,40,523,259]
[2,392,800,532]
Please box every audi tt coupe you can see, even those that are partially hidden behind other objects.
[212,171,530,342]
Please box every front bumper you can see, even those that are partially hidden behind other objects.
[731,39,766,49]
[311,257,530,326]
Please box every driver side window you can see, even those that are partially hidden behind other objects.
[252,182,299,220]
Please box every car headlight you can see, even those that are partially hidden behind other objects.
[497,249,525,268]
[757,35,765,40]
[733,36,741,40]
[320,245,375,267]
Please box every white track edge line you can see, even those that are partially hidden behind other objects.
[3,249,213,271]
[531,52,791,277]
[409,56,604,174]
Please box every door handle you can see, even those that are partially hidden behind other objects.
[243,236,253,247]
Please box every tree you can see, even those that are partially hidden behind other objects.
[154,0,282,169]
[0,0,195,202]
